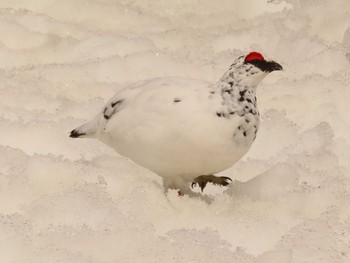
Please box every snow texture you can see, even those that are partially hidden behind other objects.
[0,0,350,262]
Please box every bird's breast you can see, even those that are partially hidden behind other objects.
[232,113,260,146]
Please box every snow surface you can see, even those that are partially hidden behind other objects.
[1,0,350,262]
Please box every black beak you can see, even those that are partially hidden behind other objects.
[245,59,283,73]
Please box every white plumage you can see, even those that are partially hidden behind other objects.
[71,52,282,194]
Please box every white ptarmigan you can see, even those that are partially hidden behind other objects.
[70,52,282,195]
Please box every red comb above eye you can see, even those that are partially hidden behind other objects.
[245,52,264,62]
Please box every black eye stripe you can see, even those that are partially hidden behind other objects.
[244,59,265,66]
[244,59,282,72]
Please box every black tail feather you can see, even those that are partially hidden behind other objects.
[70,129,86,138]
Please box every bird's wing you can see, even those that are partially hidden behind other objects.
[70,77,211,138]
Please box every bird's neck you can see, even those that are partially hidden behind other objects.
[215,72,258,100]
[210,70,259,117]
[217,65,266,94]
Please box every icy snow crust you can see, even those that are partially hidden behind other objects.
[1,0,350,262]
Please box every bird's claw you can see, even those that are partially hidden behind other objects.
[220,176,233,186]
[191,181,208,192]
[191,175,233,192]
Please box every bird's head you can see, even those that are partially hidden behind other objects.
[220,51,283,87]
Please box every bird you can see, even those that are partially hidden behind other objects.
[70,52,282,195]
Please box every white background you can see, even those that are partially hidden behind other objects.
[0,0,350,262]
